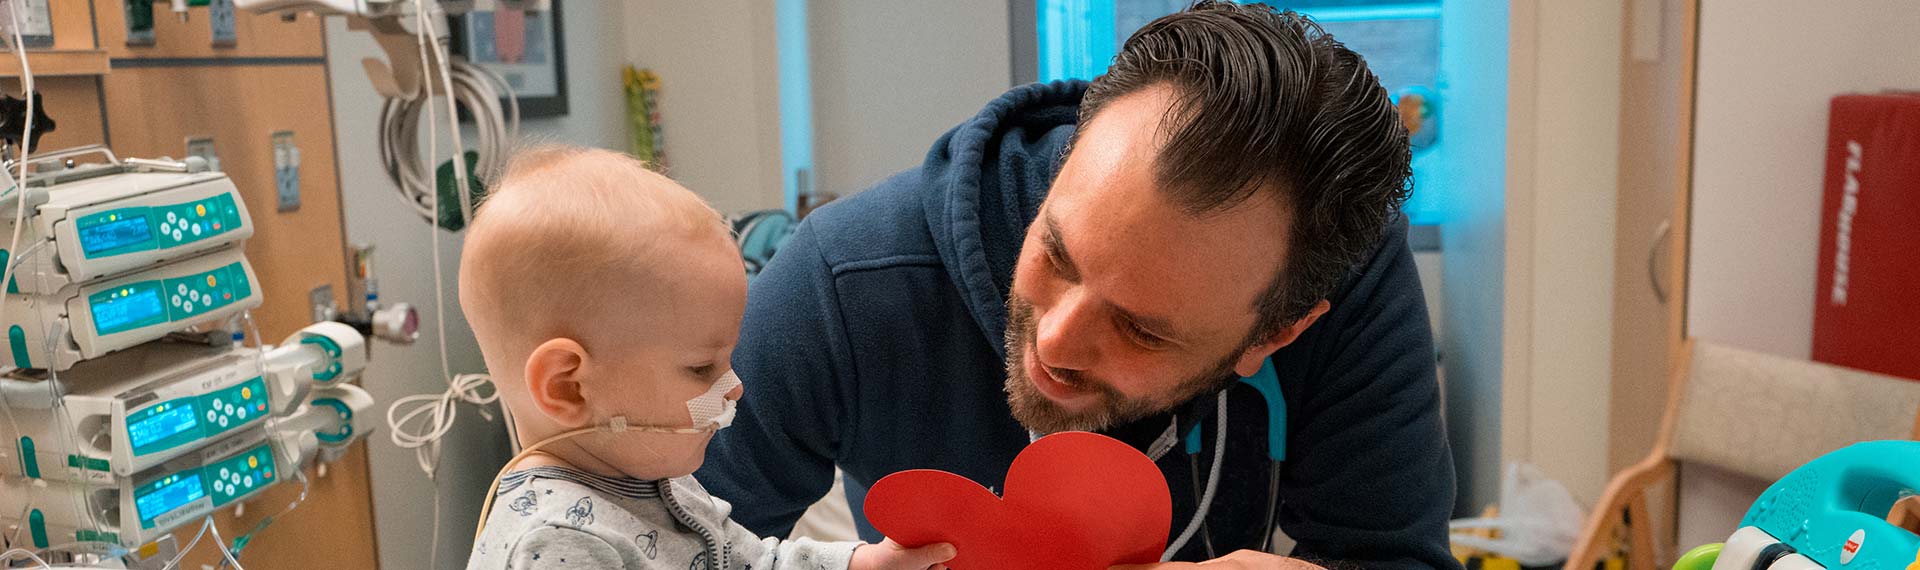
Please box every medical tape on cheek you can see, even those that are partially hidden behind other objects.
[688,370,742,428]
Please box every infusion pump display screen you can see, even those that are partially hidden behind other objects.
[91,283,170,335]
[78,215,153,255]
[125,375,270,457]
[73,193,244,259]
[88,261,253,337]
[134,472,206,528]
[126,402,199,451]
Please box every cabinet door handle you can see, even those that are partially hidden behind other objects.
[1648,219,1673,304]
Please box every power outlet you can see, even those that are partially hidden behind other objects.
[209,0,237,45]
[272,131,300,212]
[185,136,220,171]
[309,284,337,323]
[124,0,155,45]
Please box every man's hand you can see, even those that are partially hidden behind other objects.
[850,539,958,570]
[1111,550,1328,570]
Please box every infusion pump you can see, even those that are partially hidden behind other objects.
[0,322,365,483]
[2,246,262,371]
[0,324,376,550]
[0,148,262,371]
[2,164,253,295]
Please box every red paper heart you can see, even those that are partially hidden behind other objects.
[863,431,1172,570]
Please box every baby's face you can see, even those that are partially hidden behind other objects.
[573,232,748,480]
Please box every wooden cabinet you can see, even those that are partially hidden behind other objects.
[3,1,379,567]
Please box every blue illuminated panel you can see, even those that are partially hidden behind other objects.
[89,283,169,336]
[78,215,153,255]
[88,261,253,338]
[124,376,269,458]
[74,193,243,260]
[135,472,206,528]
[126,401,200,456]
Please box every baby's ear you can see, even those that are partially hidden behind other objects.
[525,338,592,427]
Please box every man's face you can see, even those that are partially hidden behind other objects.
[1004,84,1296,434]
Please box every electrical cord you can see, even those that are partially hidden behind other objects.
[380,4,521,568]
[374,9,517,228]
[387,373,498,477]
[408,9,451,567]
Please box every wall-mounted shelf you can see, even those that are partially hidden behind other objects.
[0,49,112,78]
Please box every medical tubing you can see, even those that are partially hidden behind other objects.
[1259,463,1281,552]
[0,0,36,479]
[472,417,720,543]
[0,547,53,570]
[1163,391,1228,561]
[206,512,247,570]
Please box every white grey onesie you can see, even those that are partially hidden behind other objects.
[466,466,860,570]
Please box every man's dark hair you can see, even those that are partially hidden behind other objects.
[1076,1,1412,342]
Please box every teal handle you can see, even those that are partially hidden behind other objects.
[1183,358,1286,462]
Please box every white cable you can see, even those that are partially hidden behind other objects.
[5,485,34,547]
[387,373,498,476]
[1163,391,1228,561]
[0,0,36,328]
[409,7,451,569]
[0,0,37,487]
[374,9,515,228]
[377,5,518,567]
[0,547,54,570]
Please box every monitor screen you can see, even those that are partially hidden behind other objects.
[135,473,205,523]
[79,215,152,255]
[127,402,199,452]
[93,287,166,335]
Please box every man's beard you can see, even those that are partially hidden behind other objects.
[1002,294,1247,434]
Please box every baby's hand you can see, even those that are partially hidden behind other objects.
[850,539,957,570]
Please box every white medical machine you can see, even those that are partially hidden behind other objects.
[0,322,366,483]
[0,146,253,296]
[0,146,384,564]
[0,324,377,550]
[1,246,261,371]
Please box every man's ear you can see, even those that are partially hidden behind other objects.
[524,338,593,428]
[1231,300,1332,378]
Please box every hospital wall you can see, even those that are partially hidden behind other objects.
[808,0,1013,197]
[621,0,786,213]
[322,3,633,567]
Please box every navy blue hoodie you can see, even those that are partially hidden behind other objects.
[698,81,1458,570]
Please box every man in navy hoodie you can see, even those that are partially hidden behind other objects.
[699,3,1456,569]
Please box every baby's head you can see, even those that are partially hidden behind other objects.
[459,145,746,480]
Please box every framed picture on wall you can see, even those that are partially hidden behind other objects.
[449,0,569,118]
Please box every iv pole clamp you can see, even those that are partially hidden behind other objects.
[0,90,54,157]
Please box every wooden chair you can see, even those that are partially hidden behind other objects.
[1563,339,1920,570]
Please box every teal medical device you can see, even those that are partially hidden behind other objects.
[0,429,281,549]
[1,246,261,371]
[1677,441,1920,570]
[2,150,254,295]
[1179,358,1287,556]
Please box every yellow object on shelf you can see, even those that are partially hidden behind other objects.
[624,65,666,167]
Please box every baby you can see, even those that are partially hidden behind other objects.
[460,145,954,570]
